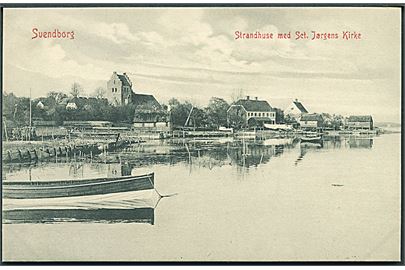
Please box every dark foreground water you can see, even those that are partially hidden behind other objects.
[2,133,401,261]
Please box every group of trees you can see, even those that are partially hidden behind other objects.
[3,83,136,126]
[321,113,345,130]
[3,92,31,126]
[168,97,229,129]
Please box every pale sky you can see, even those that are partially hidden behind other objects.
[3,7,402,123]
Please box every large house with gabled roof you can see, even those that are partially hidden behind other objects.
[227,96,276,128]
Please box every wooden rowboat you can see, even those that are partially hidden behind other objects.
[3,173,154,199]
[3,189,161,224]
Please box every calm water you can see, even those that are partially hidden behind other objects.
[2,133,401,261]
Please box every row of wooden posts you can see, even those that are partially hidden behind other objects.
[3,144,101,164]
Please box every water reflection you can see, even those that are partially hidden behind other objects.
[3,135,375,176]
[3,208,156,225]
[348,137,373,148]
[1,135,380,225]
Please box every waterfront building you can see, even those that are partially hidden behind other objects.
[227,96,276,128]
[299,113,324,130]
[347,115,374,130]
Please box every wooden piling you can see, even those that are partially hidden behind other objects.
[17,150,22,162]
[6,151,11,162]
[26,149,31,162]
[32,149,38,161]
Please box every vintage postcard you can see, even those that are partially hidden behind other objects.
[1,5,402,263]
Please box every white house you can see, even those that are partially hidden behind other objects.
[227,96,276,127]
[36,101,45,109]
[66,98,78,110]
[284,99,308,120]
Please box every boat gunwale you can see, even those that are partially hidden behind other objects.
[3,173,154,189]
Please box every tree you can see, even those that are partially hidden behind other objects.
[93,87,106,99]
[330,114,345,130]
[47,91,67,104]
[70,82,82,97]
[190,107,208,128]
[227,106,246,129]
[205,97,229,129]
[168,98,193,128]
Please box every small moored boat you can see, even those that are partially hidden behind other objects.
[3,173,154,199]
[3,189,161,224]
[300,136,322,143]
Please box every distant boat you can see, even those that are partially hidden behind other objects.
[263,123,293,131]
[218,127,233,133]
[300,136,322,143]
[3,173,154,200]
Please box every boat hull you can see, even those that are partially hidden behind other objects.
[3,173,154,199]
[3,189,160,211]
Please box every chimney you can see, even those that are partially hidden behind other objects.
[255,97,258,100]
[246,96,250,100]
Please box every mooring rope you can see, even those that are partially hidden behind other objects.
[146,175,178,199]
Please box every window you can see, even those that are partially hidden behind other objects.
[259,113,262,117]
[254,113,257,116]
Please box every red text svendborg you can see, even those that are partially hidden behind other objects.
[32,28,75,40]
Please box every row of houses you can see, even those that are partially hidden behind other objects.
[34,72,374,132]
[227,96,374,130]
